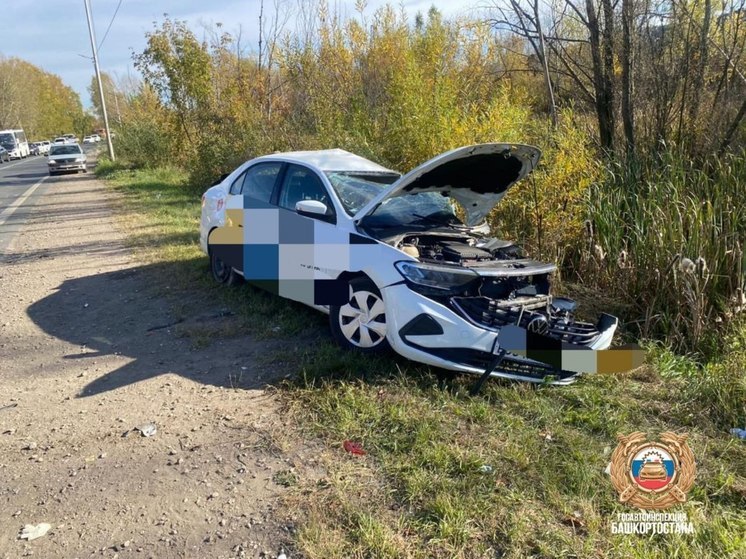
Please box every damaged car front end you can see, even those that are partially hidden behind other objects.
[353,144,638,384]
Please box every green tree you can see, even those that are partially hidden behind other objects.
[88,72,125,127]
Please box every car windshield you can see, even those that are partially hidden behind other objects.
[360,191,463,228]
[324,172,400,215]
[0,133,14,147]
[50,145,82,155]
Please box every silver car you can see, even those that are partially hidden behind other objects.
[48,143,87,175]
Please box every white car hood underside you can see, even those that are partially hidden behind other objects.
[354,143,541,226]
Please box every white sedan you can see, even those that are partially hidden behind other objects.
[200,144,634,384]
[47,143,87,175]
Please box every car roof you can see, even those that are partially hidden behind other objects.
[254,149,397,174]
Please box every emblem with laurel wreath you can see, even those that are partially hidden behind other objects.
[610,432,695,510]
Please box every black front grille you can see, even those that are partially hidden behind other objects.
[451,296,600,346]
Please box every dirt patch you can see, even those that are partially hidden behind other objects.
[0,172,317,558]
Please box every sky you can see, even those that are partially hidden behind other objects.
[0,0,478,109]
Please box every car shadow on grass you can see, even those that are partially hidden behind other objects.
[25,258,341,397]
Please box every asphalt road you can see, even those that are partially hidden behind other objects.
[0,151,94,256]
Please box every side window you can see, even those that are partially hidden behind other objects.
[229,171,246,195]
[278,165,333,214]
[240,162,282,202]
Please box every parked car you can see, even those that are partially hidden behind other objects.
[0,145,9,163]
[83,136,95,144]
[41,140,51,154]
[47,143,87,175]
[29,142,42,155]
[200,144,635,385]
[53,137,68,145]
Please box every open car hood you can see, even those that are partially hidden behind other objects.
[353,143,541,226]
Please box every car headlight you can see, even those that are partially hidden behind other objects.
[48,160,57,165]
[75,157,86,162]
[395,261,479,292]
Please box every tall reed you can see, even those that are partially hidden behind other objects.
[582,149,746,355]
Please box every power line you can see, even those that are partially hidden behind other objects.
[97,0,124,52]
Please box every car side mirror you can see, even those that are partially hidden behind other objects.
[296,199,328,216]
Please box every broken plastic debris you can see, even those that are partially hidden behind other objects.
[19,523,51,541]
[730,428,746,440]
[136,423,157,437]
[478,464,494,474]
[343,440,366,456]
[123,423,158,438]
[604,462,612,475]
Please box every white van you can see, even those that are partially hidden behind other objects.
[0,129,30,159]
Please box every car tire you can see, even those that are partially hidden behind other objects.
[209,246,243,286]
[330,277,391,354]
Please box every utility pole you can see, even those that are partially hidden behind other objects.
[83,0,115,161]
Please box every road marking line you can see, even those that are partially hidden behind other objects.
[0,176,48,227]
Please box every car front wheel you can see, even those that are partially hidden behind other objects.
[330,278,390,354]
[209,246,243,286]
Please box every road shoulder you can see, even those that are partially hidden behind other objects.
[0,168,312,558]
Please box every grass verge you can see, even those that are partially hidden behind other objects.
[98,162,746,559]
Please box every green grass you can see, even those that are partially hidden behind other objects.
[99,163,746,559]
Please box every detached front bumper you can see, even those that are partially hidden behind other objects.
[382,283,642,384]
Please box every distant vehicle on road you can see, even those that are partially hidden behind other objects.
[63,133,79,144]
[53,137,68,145]
[48,143,87,175]
[33,141,51,155]
[0,129,30,159]
[0,146,9,163]
[83,136,95,144]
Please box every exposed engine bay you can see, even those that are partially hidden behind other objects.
[386,232,603,346]
[398,234,523,264]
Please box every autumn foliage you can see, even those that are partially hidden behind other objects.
[0,56,91,140]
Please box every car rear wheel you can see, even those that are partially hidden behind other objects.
[330,278,390,354]
[209,246,243,286]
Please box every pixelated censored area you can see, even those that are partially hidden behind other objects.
[499,325,645,374]
[208,207,374,306]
